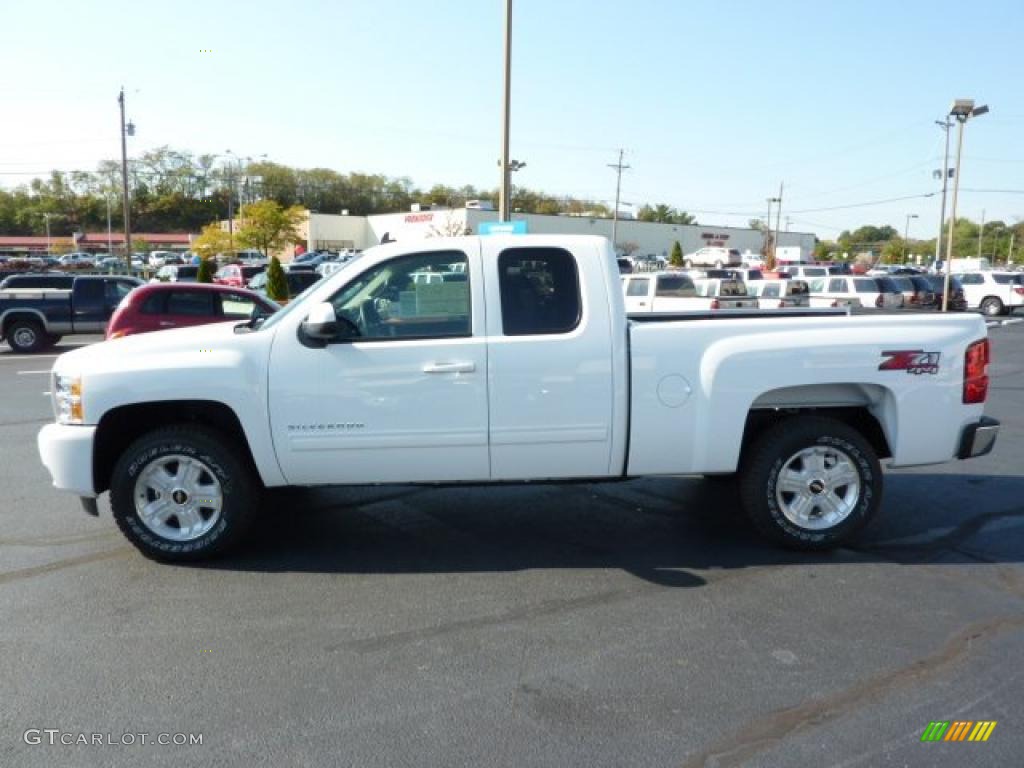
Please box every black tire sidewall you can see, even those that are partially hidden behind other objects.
[743,421,880,549]
[111,429,253,561]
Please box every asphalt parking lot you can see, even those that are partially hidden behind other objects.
[2,326,1022,768]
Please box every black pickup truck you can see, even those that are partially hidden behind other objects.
[0,275,142,353]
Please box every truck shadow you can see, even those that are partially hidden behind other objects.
[199,472,1024,586]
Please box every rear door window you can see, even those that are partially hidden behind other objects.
[761,283,780,298]
[854,280,878,293]
[828,278,847,292]
[626,278,650,297]
[498,248,581,336]
[166,291,215,316]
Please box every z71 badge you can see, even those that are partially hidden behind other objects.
[879,350,941,375]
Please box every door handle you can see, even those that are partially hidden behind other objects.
[159,321,175,327]
[422,361,475,374]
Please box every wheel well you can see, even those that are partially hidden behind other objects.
[1,311,46,338]
[741,407,892,462]
[93,400,256,494]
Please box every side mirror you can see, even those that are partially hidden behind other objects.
[299,302,359,347]
[301,302,339,341]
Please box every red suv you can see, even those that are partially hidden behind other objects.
[106,283,279,339]
[214,264,265,288]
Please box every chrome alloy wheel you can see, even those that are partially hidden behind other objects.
[133,454,223,542]
[775,445,861,530]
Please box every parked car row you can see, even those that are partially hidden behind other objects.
[620,271,972,314]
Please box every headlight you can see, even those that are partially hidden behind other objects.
[53,374,84,424]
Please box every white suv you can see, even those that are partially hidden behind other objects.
[953,271,1024,316]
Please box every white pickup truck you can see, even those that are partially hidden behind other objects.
[37,235,999,562]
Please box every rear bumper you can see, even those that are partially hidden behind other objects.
[37,423,97,497]
[957,416,1000,460]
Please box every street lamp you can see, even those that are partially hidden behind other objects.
[933,118,952,267]
[41,213,57,256]
[942,99,989,311]
[765,196,780,266]
[903,214,918,263]
[498,0,513,221]
[118,86,135,268]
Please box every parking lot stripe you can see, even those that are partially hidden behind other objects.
[17,370,50,375]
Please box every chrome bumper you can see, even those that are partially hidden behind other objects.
[957,416,1000,460]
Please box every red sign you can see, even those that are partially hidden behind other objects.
[404,213,435,224]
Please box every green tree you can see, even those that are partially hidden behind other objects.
[265,256,288,302]
[197,257,216,283]
[131,238,152,256]
[669,241,683,267]
[236,200,305,258]
[192,222,232,260]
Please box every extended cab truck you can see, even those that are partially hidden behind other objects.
[37,235,999,562]
[1,275,142,352]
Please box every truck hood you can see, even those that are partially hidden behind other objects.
[56,321,250,374]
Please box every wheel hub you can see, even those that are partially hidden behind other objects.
[775,445,862,531]
[133,455,223,542]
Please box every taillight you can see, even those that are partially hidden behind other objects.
[875,295,883,308]
[1014,287,1024,296]
[710,298,720,309]
[963,339,990,404]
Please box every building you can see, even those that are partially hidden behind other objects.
[283,208,813,262]
[0,232,194,257]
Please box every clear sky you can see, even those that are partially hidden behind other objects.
[2,0,1022,240]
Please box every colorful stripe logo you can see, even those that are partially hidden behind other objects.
[921,721,997,742]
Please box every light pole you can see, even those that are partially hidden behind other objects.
[934,118,952,267]
[118,87,135,268]
[106,196,113,257]
[977,208,985,259]
[772,182,784,267]
[943,99,989,311]
[498,0,512,221]
[765,196,780,265]
[42,213,55,256]
[903,214,918,263]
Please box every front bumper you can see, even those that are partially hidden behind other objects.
[37,423,97,497]
[957,416,1000,460]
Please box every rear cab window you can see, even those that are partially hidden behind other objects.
[654,275,696,297]
[498,247,581,336]
[625,278,650,297]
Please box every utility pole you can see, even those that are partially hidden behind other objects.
[977,208,985,259]
[106,197,112,257]
[118,87,132,267]
[765,196,779,265]
[608,148,630,252]
[498,0,512,221]
[772,181,784,265]
[1008,233,1016,266]
[934,118,952,267]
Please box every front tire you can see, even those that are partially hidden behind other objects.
[739,416,881,550]
[110,426,259,562]
[6,319,46,353]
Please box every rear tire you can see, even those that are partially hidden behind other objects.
[110,426,260,562]
[6,319,46,353]
[739,416,881,550]
[980,297,1004,317]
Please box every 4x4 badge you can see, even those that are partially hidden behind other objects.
[879,350,941,375]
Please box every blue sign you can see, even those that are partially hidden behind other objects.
[479,220,528,235]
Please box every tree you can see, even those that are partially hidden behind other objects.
[669,241,683,267]
[192,222,233,260]
[197,258,216,283]
[265,256,288,302]
[619,241,640,258]
[236,200,305,258]
[131,238,152,256]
